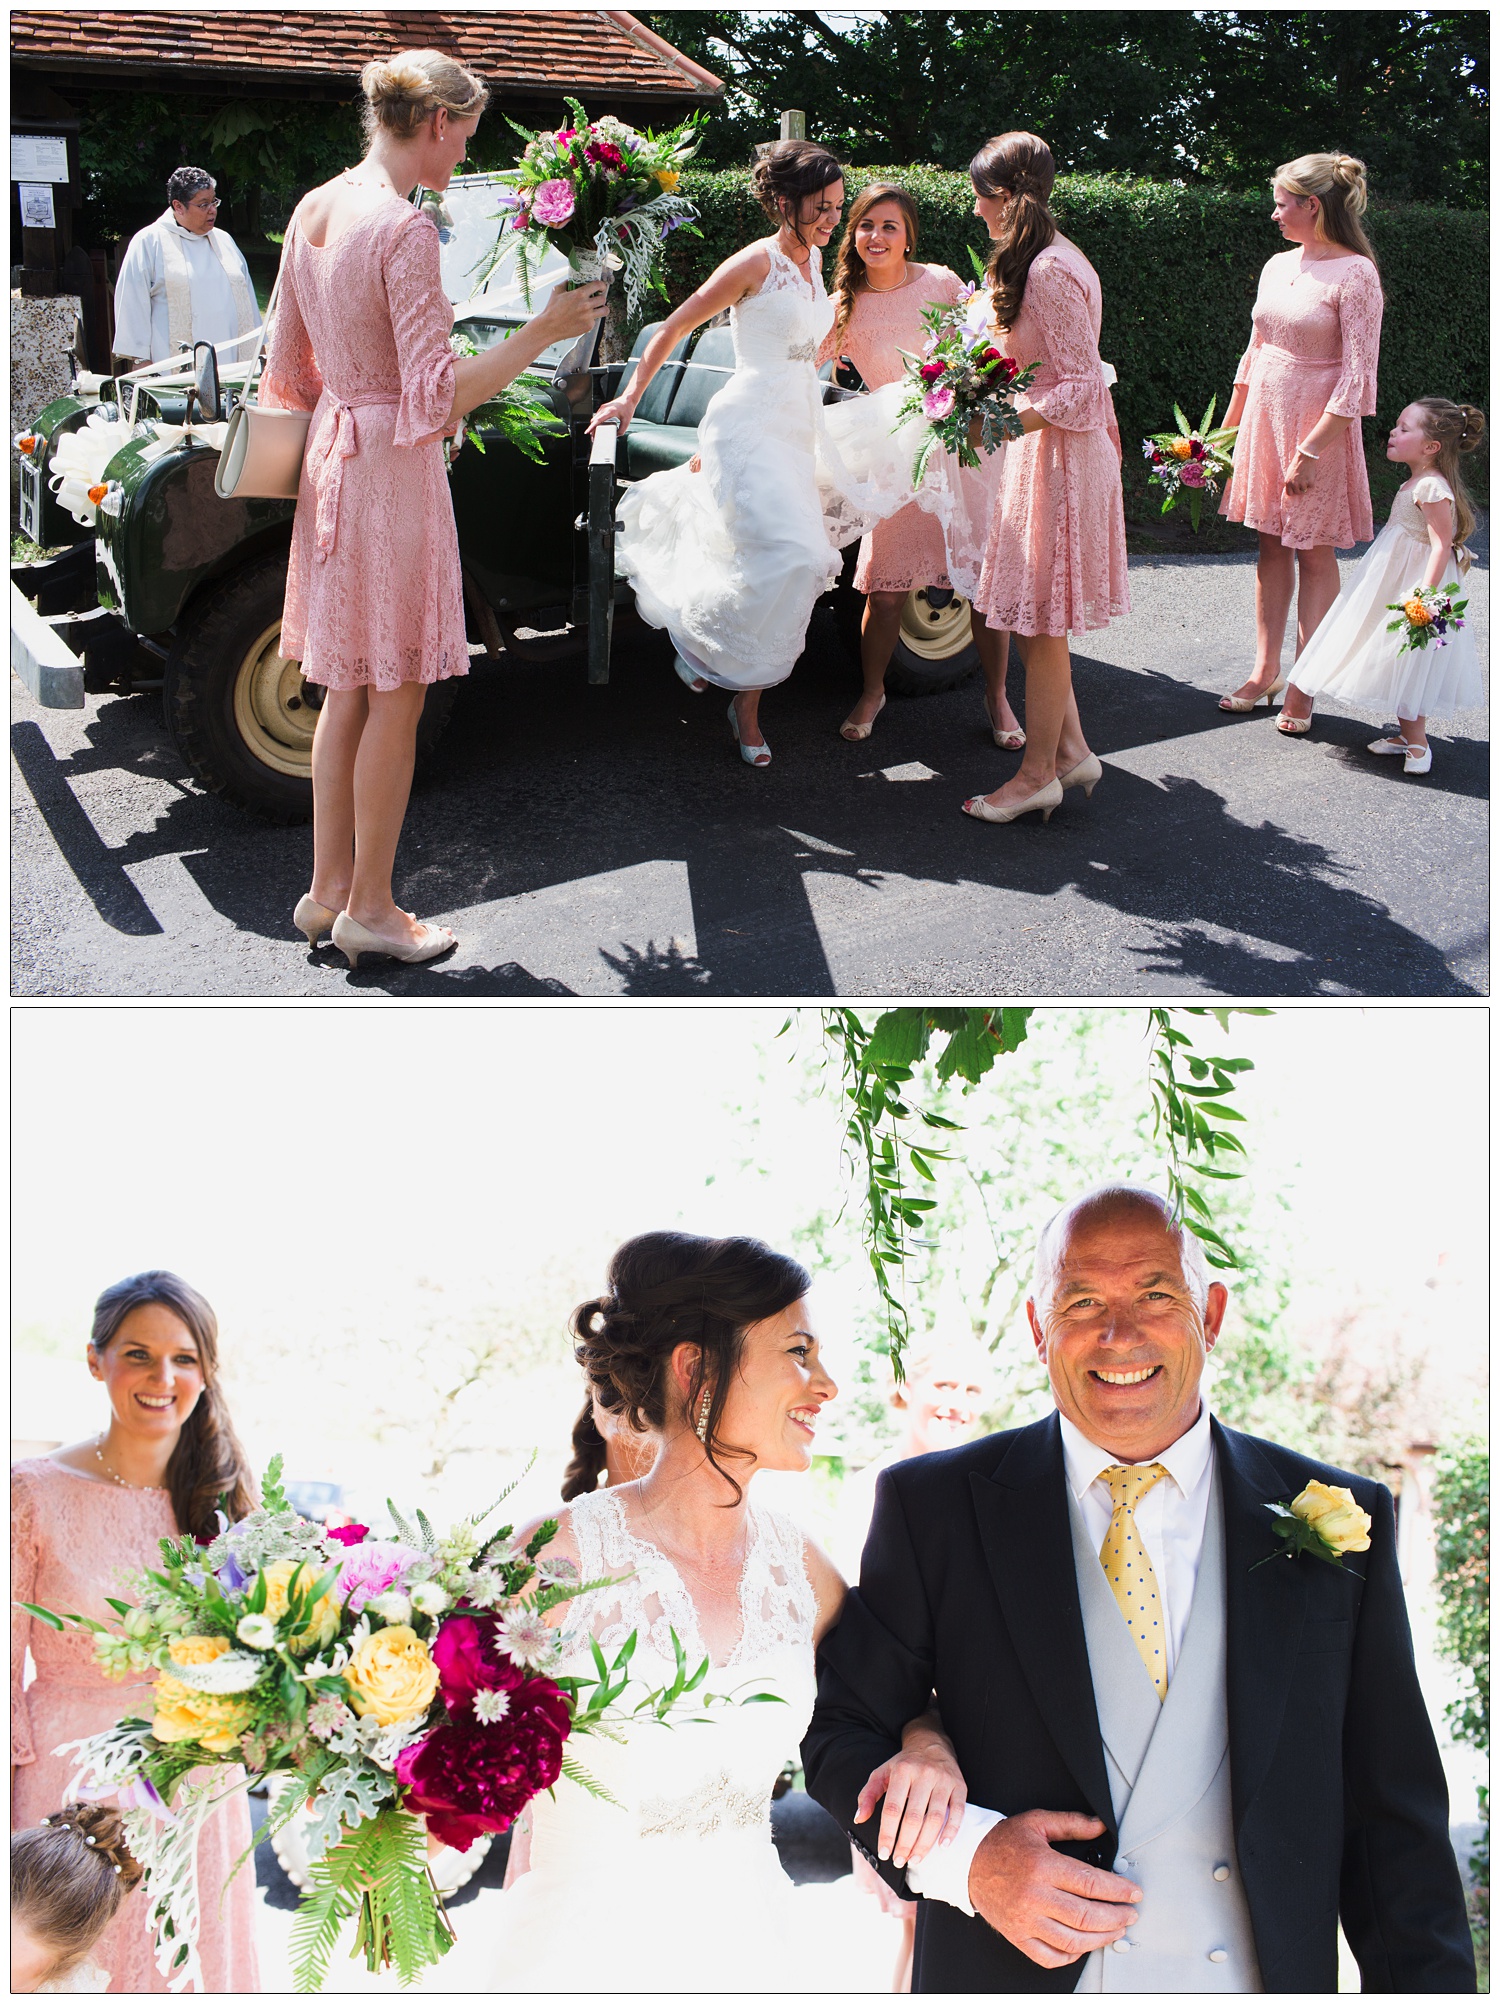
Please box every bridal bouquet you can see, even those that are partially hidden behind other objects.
[895,285,1039,482]
[30,1458,740,1991]
[1386,579,1469,653]
[478,98,703,317]
[1142,398,1237,530]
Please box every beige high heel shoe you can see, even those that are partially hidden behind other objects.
[1058,753,1104,797]
[293,895,338,946]
[961,777,1064,824]
[330,912,458,968]
[1218,677,1286,713]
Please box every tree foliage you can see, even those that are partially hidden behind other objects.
[645,10,1487,205]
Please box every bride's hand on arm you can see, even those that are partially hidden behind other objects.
[449,282,608,424]
[855,1705,967,1869]
[588,244,769,436]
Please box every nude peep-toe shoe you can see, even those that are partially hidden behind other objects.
[982,695,1026,750]
[961,777,1063,824]
[293,895,338,946]
[840,695,885,743]
[1218,677,1286,713]
[1058,753,1104,797]
[330,912,458,968]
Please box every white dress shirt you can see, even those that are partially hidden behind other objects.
[905,1404,1217,1917]
[112,216,262,363]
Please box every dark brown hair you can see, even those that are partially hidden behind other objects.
[970,130,1057,333]
[560,1396,608,1502]
[12,1805,143,1979]
[570,1232,811,1503]
[90,1271,255,1540]
[752,138,844,251]
[829,182,922,355]
[1410,397,1486,561]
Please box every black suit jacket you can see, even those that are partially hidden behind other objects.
[802,1414,1475,1993]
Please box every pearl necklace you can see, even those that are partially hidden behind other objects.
[94,1434,169,1492]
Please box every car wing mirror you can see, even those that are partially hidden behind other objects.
[188,340,222,424]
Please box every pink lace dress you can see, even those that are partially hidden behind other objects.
[818,263,967,592]
[260,194,467,690]
[970,239,1129,637]
[11,1461,260,1995]
[1219,248,1382,549]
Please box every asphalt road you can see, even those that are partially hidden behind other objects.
[11,534,1488,998]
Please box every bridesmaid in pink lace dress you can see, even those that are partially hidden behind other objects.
[11,1274,259,1993]
[818,185,1018,745]
[1217,152,1383,725]
[961,133,1125,826]
[262,50,605,967]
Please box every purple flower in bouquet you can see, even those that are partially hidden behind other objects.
[923,383,956,421]
[335,1539,423,1614]
[216,1549,250,1595]
[1179,460,1207,488]
[532,179,577,228]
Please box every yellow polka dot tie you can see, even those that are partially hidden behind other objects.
[1098,1463,1169,1700]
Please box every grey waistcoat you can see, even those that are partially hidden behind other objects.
[1069,1461,1263,1993]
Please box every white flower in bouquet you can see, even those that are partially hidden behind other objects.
[473,1688,512,1726]
[409,1581,450,1617]
[535,1556,579,1586]
[236,1613,278,1650]
[498,1606,559,1671]
[164,1646,267,1694]
[367,1590,413,1625]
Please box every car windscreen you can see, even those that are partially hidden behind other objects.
[439,174,570,316]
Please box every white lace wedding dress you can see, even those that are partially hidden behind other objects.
[434,1486,898,1992]
[614,240,931,691]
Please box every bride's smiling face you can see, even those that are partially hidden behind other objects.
[717,1298,836,1473]
[791,181,845,251]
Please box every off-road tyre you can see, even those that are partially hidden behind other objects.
[164,550,456,823]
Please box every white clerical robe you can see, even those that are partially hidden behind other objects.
[113,210,262,364]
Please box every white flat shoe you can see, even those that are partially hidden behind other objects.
[961,777,1063,824]
[293,894,337,946]
[1403,743,1432,774]
[1219,677,1286,713]
[331,912,457,968]
[728,701,770,767]
[1367,736,1414,756]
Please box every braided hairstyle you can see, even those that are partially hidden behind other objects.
[969,131,1058,333]
[570,1232,811,1502]
[752,138,844,253]
[560,1396,608,1501]
[90,1271,255,1541]
[1409,397,1486,564]
[12,1805,143,1982]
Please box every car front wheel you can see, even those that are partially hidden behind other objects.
[883,587,981,696]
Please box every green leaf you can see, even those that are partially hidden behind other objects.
[17,1600,67,1630]
[260,1454,288,1516]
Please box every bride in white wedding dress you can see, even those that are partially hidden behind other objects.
[592,142,928,768]
[434,1232,965,1993]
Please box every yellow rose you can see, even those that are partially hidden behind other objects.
[655,169,680,193]
[151,1637,256,1753]
[1290,1480,1372,1554]
[345,1624,439,1727]
[261,1558,342,1655]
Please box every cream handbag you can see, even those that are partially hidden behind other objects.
[213,260,312,500]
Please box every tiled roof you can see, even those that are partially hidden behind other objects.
[9,10,725,101]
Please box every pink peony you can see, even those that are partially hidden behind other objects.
[334,1539,423,1614]
[531,179,576,227]
[1178,460,1207,487]
[923,384,956,421]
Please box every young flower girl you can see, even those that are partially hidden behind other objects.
[11,1806,143,1993]
[1283,397,1485,772]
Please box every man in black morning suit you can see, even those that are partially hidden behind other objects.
[802,1185,1474,1993]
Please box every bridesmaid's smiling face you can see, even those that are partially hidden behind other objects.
[88,1302,206,1443]
[716,1298,837,1473]
[855,200,911,274]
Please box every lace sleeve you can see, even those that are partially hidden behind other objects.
[259,241,322,414]
[386,211,458,448]
[1327,260,1383,418]
[1022,255,1113,433]
[11,1467,38,1766]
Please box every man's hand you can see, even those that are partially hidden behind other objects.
[968,1810,1139,1969]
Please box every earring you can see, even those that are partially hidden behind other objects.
[694,1386,712,1442]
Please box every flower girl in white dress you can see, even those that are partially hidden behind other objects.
[1285,397,1486,773]
[592,143,925,769]
[433,1232,966,1992]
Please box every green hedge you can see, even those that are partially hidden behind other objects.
[660,167,1489,506]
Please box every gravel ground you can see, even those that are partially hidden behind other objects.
[11,524,1487,998]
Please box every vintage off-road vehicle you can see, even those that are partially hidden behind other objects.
[11,176,980,821]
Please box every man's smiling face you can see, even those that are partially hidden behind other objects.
[1027,1195,1227,1460]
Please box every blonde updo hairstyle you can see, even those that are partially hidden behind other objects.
[12,1806,144,1984]
[1274,151,1378,268]
[1410,398,1486,565]
[360,49,489,143]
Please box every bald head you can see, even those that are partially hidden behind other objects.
[1033,1186,1211,1315]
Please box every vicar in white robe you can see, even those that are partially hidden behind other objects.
[112,164,262,367]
